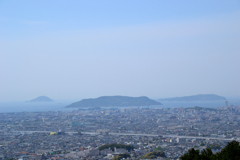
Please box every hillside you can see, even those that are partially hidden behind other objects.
[159,94,226,101]
[29,96,54,102]
[66,96,161,108]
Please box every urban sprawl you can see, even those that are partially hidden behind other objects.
[0,105,240,159]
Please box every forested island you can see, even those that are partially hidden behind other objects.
[159,94,226,101]
[28,96,54,102]
[66,96,161,108]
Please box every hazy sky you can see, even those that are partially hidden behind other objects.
[1,0,240,101]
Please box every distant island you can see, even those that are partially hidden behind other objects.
[28,96,54,102]
[66,96,161,108]
[159,94,226,101]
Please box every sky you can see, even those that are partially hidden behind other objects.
[1,0,240,101]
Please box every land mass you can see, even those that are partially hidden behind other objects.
[66,96,161,108]
[159,94,226,101]
[28,96,54,102]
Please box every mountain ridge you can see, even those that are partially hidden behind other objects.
[159,94,226,101]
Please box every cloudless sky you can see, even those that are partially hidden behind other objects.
[1,0,240,101]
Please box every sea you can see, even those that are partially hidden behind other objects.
[0,101,75,113]
[0,99,240,113]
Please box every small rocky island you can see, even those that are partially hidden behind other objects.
[159,94,227,101]
[28,96,54,102]
[66,96,161,108]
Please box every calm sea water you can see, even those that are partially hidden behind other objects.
[0,99,239,113]
[0,101,75,113]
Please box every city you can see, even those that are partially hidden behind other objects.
[1,105,240,159]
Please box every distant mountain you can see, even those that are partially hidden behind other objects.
[29,96,54,102]
[66,96,161,108]
[159,94,227,101]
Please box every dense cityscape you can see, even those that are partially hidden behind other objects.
[1,104,240,160]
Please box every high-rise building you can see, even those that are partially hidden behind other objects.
[225,101,228,108]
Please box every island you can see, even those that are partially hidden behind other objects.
[65,96,161,108]
[159,94,226,101]
[28,96,54,102]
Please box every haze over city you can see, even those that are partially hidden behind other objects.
[2,2,240,160]
[1,0,240,101]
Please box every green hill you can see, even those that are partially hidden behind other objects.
[66,96,161,108]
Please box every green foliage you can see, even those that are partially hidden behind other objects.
[180,148,200,160]
[154,146,162,151]
[200,148,215,160]
[216,140,240,160]
[180,148,215,160]
[180,140,240,160]
[98,144,134,152]
[112,153,131,160]
[141,151,166,159]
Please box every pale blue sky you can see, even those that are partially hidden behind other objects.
[1,0,240,101]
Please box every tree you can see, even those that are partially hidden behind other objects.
[180,148,200,160]
[180,140,240,160]
[216,140,240,160]
[141,151,166,159]
[200,148,215,160]
[112,153,131,160]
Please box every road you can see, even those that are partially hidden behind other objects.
[10,131,238,141]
